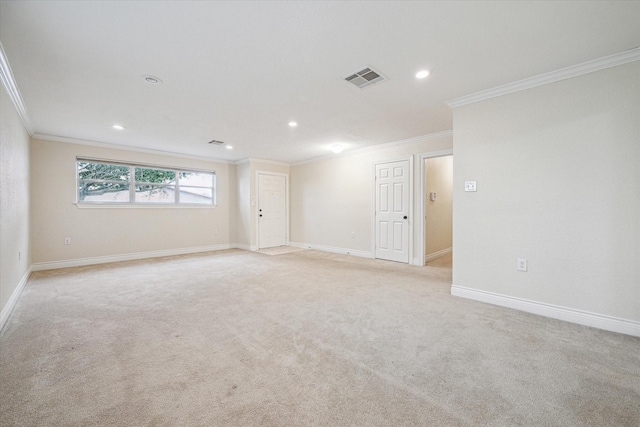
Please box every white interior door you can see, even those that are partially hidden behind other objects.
[375,160,410,263]
[258,173,287,249]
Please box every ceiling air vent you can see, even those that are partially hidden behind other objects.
[344,66,386,89]
[207,139,225,146]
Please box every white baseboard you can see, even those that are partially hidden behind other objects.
[31,244,234,271]
[451,285,640,338]
[233,243,258,251]
[0,267,32,332]
[289,241,373,259]
[425,247,452,262]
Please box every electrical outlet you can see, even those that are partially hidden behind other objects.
[517,258,527,272]
[351,231,355,239]
[464,181,477,192]
[64,237,71,245]
[213,229,218,235]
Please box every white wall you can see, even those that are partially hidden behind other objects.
[425,156,453,257]
[452,61,640,325]
[30,138,235,266]
[0,84,31,327]
[290,134,453,258]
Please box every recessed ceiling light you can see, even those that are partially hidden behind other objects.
[288,121,298,127]
[143,75,162,84]
[112,124,125,130]
[331,144,344,154]
[225,145,233,150]
[416,70,430,79]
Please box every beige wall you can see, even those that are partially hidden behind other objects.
[0,85,31,318]
[453,61,640,321]
[30,138,235,264]
[234,161,251,248]
[290,135,453,259]
[425,156,453,256]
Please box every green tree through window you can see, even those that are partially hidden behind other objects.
[77,160,215,205]
[78,162,130,201]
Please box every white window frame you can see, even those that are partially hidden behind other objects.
[76,157,216,207]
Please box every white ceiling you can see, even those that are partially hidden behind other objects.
[1,1,639,163]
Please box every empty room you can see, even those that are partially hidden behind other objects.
[1,1,639,426]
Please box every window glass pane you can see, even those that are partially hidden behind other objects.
[78,162,129,181]
[77,160,215,206]
[77,162,130,202]
[78,182,130,202]
[178,172,212,187]
[178,187,212,204]
[135,167,175,185]
[135,185,175,203]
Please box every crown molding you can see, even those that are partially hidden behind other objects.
[292,130,453,166]
[32,133,235,164]
[446,47,640,109]
[234,157,290,167]
[0,42,36,135]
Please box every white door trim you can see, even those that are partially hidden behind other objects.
[372,156,413,264]
[255,170,289,249]
[417,149,453,266]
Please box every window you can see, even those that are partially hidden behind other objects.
[77,159,215,206]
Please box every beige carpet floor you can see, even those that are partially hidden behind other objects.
[1,249,639,426]
[257,246,308,256]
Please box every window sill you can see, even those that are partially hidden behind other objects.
[74,203,217,209]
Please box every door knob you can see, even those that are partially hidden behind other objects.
[404,216,408,219]
[259,214,263,217]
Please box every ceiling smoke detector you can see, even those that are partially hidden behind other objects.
[344,66,386,89]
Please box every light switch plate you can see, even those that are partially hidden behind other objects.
[464,181,477,192]
[517,258,528,272]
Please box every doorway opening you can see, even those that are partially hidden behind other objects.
[419,150,453,270]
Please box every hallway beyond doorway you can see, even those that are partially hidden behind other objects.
[426,252,452,269]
